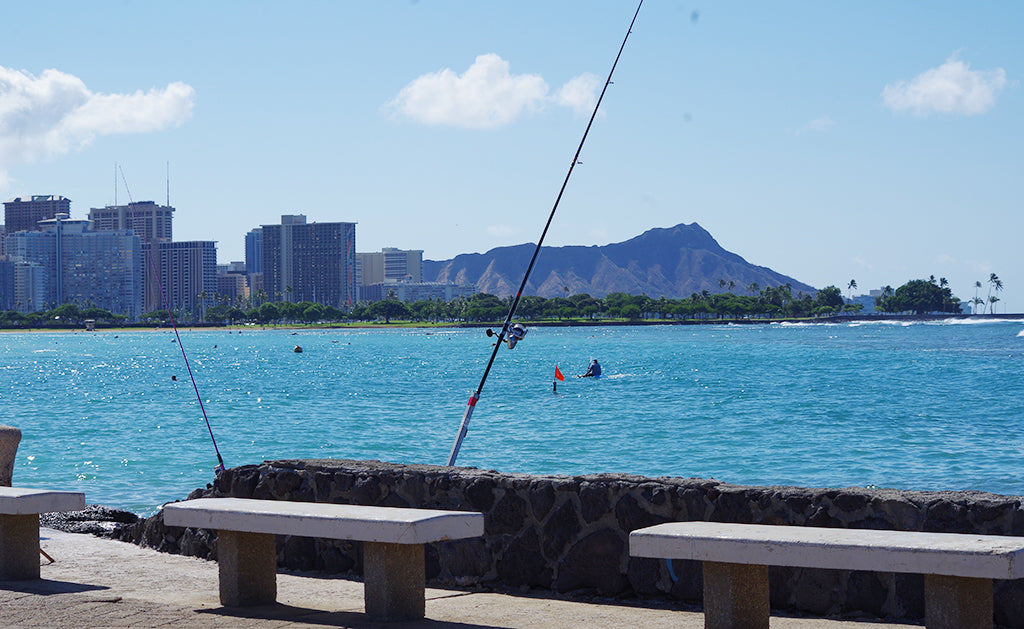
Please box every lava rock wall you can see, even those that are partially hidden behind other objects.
[114,459,1024,625]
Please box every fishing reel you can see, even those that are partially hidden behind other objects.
[486,323,528,349]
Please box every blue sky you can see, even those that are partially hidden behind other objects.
[1,1,1021,311]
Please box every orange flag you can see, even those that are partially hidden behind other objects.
[554,365,565,381]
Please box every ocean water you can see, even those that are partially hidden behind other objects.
[2,319,1023,516]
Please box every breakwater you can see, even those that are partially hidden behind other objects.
[114,459,1024,625]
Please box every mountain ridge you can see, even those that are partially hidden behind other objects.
[423,222,816,299]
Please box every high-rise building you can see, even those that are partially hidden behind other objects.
[0,258,14,311]
[357,247,423,285]
[89,201,174,312]
[216,273,249,304]
[11,261,46,313]
[4,195,71,234]
[216,261,249,305]
[218,261,247,275]
[154,241,217,319]
[261,214,356,306]
[88,201,173,244]
[5,215,143,316]
[245,228,262,275]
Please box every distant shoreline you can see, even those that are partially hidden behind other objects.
[2,312,1022,334]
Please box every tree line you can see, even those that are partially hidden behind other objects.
[0,276,991,329]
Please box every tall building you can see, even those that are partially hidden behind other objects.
[216,273,249,305]
[244,227,263,301]
[11,261,46,313]
[89,201,174,312]
[217,261,247,275]
[261,214,356,306]
[0,258,15,311]
[357,247,423,285]
[4,195,71,234]
[5,215,143,317]
[88,201,173,243]
[216,262,249,305]
[155,241,217,318]
[245,228,262,275]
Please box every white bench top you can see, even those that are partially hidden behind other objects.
[164,498,484,545]
[0,487,86,515]
[630,521,1024,580]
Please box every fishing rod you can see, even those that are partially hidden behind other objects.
[120,165,227,473]
[446,1,643,466]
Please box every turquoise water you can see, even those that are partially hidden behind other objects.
[3,319,1024,515]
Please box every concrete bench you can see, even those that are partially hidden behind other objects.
[629,521,1024,629]
[0,487,86,580]
[163,497,484,622]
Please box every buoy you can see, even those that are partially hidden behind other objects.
[294,345,303,353]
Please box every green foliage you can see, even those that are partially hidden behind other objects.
[815,286,845,312]
[366,298,410,323]
[462,293,506,322]
[0,276,971,330]
[257,302,280,323]
[876,279,962,314]
[50,303,83,324]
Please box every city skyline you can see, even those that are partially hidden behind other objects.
[0,3,1020,310]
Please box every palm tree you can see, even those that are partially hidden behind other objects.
[989,295,1001,314]
[987,273,1002,314]
[747,282,759,296]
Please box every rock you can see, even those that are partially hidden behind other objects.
[41,504,140,536]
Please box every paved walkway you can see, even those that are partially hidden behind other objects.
[0,529,921,628]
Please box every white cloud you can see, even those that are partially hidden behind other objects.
[554,73,601,117]
[386,54,602,128]
[796,115,835,135]
[882,55,1006,116]
[0,66,194,182]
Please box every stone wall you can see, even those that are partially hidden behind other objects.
[114,459,1024,626]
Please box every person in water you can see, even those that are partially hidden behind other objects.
[582,358,601,378]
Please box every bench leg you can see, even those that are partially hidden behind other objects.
[702,561,769,629]
[363,542,425,622]
[924,574,992,629]
[0,513,40,580]
[216,530,277,606]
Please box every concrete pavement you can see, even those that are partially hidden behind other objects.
[0,528,922,628]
